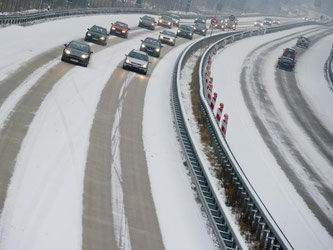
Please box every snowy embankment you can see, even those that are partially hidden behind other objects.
[208,26,333,249]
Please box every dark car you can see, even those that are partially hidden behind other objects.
[123,49,150,75]
[277,56,296,71]
[85,25,108,46]
[282,48,297,59]
[177,25,194,40]
[159,30,177,46]
[225,20,236,30]
[296,36,310,48]
[110,21,130,38]
[214,19,226,30]
[273,18,280,24]
[157,16,173,29]
[193,23,207,36]
[170,14,180,27]
[140,37,163,57]
[138,15,157,30]
[61,41,93,67]
[194,16,206,24]
[263,18,273,26]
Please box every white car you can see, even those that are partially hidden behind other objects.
[254,20,263,27]
[123,49,150,75]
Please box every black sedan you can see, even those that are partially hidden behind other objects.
[140,37,163,58]
[177,25,194,40]
[61,41,93,67]
[138,15,157,30]
[84,25,108,46]
[193,23,207,36]
[277,56,296,71]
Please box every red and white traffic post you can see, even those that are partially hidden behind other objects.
[221,113,229,135]
[210,92,218,110]
[216,103,224,123]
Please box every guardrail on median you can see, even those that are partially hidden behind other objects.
[326,51,333,91]
[172,22,314,250]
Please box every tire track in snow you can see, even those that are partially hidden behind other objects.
[240,27,333,235]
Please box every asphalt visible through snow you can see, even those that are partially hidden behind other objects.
[240,26,333,236]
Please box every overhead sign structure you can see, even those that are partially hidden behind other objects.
[229,15,235,21]
[210,18,218,26]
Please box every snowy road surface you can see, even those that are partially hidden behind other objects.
[209,25,333,249]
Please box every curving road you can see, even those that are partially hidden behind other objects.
[240,26,333,235]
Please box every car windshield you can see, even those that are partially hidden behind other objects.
[143,15,155,22]
[161,16,172,21]
[129,51,148,61]
[170,14,179,20]
[145,38,160,45]
[161,31,176,37]
[90,26,107,34]
[300,37,309,41]
[196,23,206,28]
[180,25,192,31]
[68,41,89,52]
[115,22,128,29]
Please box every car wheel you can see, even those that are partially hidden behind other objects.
[61,56,65,62]
[122,64,127,70]
[143,70,147,75]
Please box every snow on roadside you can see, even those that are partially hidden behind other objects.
[209,26,333,249]
[143,42,218,250]
[0,24,165,250]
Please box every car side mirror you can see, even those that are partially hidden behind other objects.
[141,40,143,42]
[90,51,94,54]
[87,28,90,31]
[111,23,113,25]
[128,28,131,30]
[64,44,67,46]
[125,54,127,56]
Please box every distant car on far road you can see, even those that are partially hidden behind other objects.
[254,20,264,27]
[138,15,157,30]
[193,23,207,36]
[170,14,180,27]
[296,36,310,48]
[194,16,206,24]
[157,16,173,29]
[273,18,280,24]
[61,40,93,67]
[277,56,296,71]
[85,25,108,46]
[177,24,194,39]
[263,18,273,26]
[159,30,177,46]
[110,21,130,38]
[123,49,150,75]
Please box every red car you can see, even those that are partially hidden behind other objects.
[282,48,297,59]
[110,21,130,38]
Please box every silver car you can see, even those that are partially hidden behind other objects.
[158,30,177,46]
[123,49,150,75]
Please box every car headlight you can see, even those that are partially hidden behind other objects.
[152,23,155,26]
[177,29,180,33]
[194,27,197,30]
[100,36,105,40]
[202,29,205,32]
[190,33,193,36]
[141,44,145,48]
[81,54,88,59]
[142,64,147,68]
[170,38,174,42]
[126,59,131,64]
[168,22,171,25]
[176,21,179,24]
[64,49,71,55]
[160,35,164,39]
[158,20,162,23]
[122,30,126,33]
[87,33,92,36]
[111,27,116,30]
[155,48,160,52]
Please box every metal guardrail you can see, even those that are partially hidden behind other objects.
[326,51,333,91]
[172,22,315,250]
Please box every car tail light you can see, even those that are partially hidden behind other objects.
[279,60,283,63]
[290,63,295,66]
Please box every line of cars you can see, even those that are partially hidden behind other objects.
[277,36,310,71]
[254,17,280,27]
